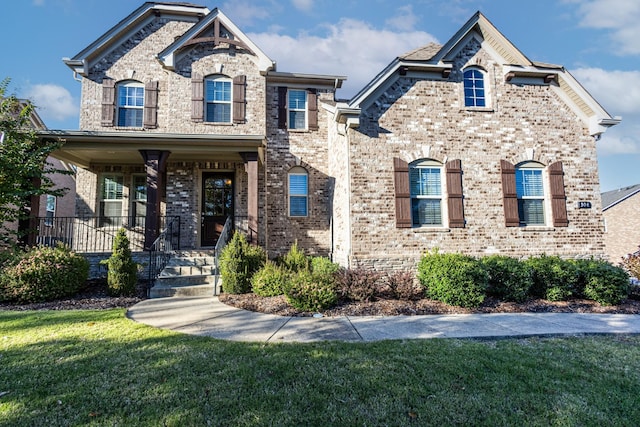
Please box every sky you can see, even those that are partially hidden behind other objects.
[0,0,638,192]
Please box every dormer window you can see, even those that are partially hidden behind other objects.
[463,68,486,108]
[205,76,232,123]
[117,81,144,127]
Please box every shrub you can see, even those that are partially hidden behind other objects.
[417,250,487,308]
[387,271,423,301]
[219,232,266,294]
[101,229,139,296]
[281,241,309,272]
[251,261,288,297]
[581,260,630,306]
[622,247,640,280]
[311,256,340,277]
[0,244,89,303]
[481,255,533,303]
[524,255,577,301]
[285,269,337,312]
[336,268,381,302]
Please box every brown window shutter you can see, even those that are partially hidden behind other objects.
[143,81,159,129]
[277,86,287,129]
[549,161,569,227]
[446,159,465,228]
[233,75,246,124]
[393,158,412,228]
[101,78,115,127]
[191,74,204,122]
[501,160,519,227]
[307,89,318,131]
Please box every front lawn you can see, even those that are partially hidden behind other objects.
[1,309,639,426]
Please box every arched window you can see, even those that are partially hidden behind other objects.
[288,166,308,217]
[409,159,443,226]
[117,80,144,127]
[205,75,232,123]
[463,68,486,107]
[516,161,545,225]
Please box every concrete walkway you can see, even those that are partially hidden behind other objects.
[127,296,640,342]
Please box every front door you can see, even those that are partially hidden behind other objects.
[201,172,233,247]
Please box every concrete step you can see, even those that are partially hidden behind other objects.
[149,282,220,298]
[159,264,216,277]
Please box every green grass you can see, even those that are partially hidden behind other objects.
[1,310,639,426]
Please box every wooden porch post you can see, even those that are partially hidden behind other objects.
[241,152,259,245]
[139,150,171,249]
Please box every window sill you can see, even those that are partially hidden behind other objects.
[203,122,234,126]
[517,226,554,232]
[412,226,450,233]
[460,107,494,113]
[287,128,311,133]
[114,126,145,131]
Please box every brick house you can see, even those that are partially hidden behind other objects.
[602,185,640,264]
[41,2,619,274]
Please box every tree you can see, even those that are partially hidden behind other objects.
[0,78,68,246]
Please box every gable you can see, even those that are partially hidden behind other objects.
[602,184,640,211]
[343,11,620,137]
[64,2,209,77]
[157,8,274,72]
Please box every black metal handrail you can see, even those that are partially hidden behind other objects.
[213,216,233,295]
[147,216,181,286]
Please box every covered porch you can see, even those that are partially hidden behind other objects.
[38,130,265,251]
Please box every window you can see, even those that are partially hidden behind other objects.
[288,89,307,130]
[44,195,56,226]
[463,68,486,107]
[132,175,147,227]
[288,167,308,217]
[516,162,545,225]
[410,160,443,226]
[205,76,232,123]
[100,174,123,226]
[117,81,144,127]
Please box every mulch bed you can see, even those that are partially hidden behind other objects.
[218,293,640,317]
[2,280,640,317]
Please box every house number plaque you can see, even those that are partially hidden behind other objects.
[578,201,592,209]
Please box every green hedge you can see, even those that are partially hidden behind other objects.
[0,245,89,303]
[417,250,487,308]
[219,232,266,294]
[482,255,533,303]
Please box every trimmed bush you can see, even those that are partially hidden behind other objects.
[417,250,487,308]
[482,255,533,303]
[281,241,309,272]
[101,229,139,296]
[251,261,288,297]
[310,256,340,277]
[285,269,337,312]
[622,247,640,280]
[524,255,577,301]
[336,268,381,302]
[0,244,89,303]
[581,260,630,305]
[219,232,266,294]
[387,271,423,301]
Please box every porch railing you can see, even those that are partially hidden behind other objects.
[148,215,181,286]
[213,216,233,295]
[32,216,176,253]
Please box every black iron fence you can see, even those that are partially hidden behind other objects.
[32,216,178,253]
[148,216,181,284]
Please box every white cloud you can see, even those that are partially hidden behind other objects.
[25,84,78,123]
[571,0,640,55]
[291,0,313,12]
[385,5,419,31]
[250,18,438,98]
[572,68,640,114]
[220,0,270,26]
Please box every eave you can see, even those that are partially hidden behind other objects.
[38,130,265,169]
[265,71,347,89]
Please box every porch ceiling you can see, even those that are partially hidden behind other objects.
[38,130,265,168]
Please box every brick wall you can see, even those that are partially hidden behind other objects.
[334,40,605,271]
[603,194,640,264]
